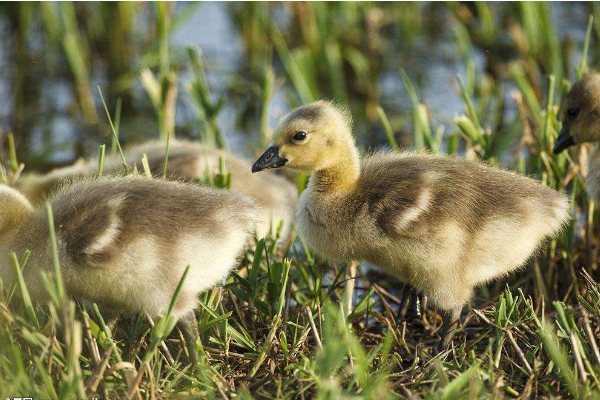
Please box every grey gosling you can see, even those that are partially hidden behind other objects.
[0,177,258,362]
[16,140,297,238]
[553,73,600,202]
[252,101,570,350]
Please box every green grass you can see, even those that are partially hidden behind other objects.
[1,2,600,399]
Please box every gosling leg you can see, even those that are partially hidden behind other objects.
[178,311,199,364]
[397,284,415,323]
[104,313,120,333]
[89,305,119,335]
[437,307,462,352]
[344,261,358,316]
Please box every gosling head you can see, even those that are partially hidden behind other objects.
[0,184,34,235]
[554,74,600,153]
[252,101,356,173]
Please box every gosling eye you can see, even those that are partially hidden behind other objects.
[292,131,307,143]
[568,108,579,119]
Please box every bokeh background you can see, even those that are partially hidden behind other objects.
[0,2,593,168]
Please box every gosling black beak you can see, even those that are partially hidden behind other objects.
[252,146,288,173]
[553,127,576,154]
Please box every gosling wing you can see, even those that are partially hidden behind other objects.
[52,184,124,267]
[356,152,561,240]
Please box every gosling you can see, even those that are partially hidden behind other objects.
[0,177,258,362]
[16,140,297,238]
[553,73,600,202]
[252,101,570,350]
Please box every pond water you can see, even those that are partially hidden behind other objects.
[0,2,592,168]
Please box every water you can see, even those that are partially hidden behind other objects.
[0,2,592,168]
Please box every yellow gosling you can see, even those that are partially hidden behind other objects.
[553,73,600,203]
[1,177,258,362]
[253,100,570,350]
